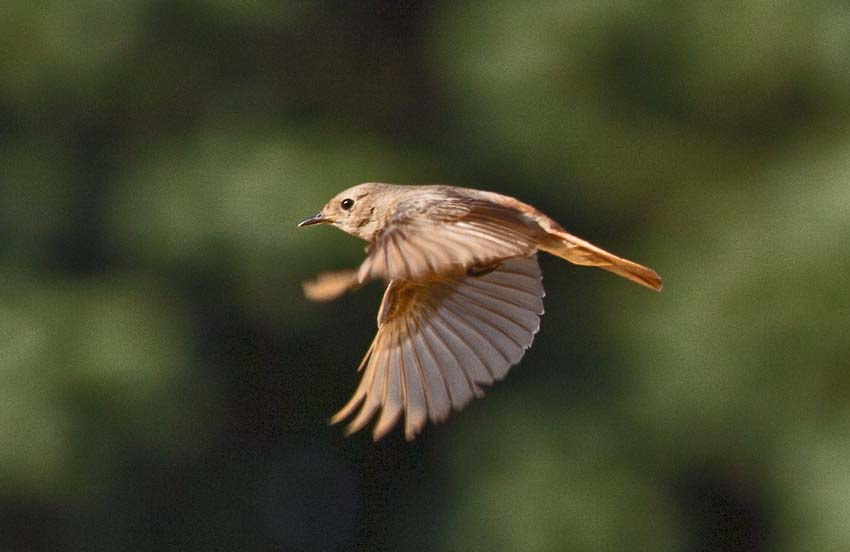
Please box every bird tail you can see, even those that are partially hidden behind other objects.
[540,229,663,291]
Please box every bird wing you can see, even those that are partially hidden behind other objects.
[331,254,545,440]
[302,269,361,302]
[357,196,540,283]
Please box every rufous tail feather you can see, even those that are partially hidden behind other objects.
[541,230,663,291]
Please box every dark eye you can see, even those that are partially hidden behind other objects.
[340,198,355,211]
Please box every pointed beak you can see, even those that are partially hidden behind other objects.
[298,212,328,227]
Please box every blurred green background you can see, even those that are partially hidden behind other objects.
[2,1,850,550]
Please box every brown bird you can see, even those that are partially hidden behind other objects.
[299,183,661,441]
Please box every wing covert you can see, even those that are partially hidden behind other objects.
[357,198,541,283]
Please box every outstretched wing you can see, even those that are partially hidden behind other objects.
[332,255,545,440]
[357,195,540,283]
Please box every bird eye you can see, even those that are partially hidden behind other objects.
[340,198,355,211]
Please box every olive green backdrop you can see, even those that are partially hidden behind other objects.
[2,1,849,550]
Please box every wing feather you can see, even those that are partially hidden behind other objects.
[358,198,542,283]
[452,285,540,338]
[373,330,403,440]
[333,255,545,440]
[408,320,452,422]
[421,311,477,408]
[345,335,388,434]
[400,319,428,439]
[427,306,494,386]
[464,277,544,313]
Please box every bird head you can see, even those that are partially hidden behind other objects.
[298,183,390,241]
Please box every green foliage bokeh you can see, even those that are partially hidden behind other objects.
[1,1,849,550]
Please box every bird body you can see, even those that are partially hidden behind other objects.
[299,183,661,440]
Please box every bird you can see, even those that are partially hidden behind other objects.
[299,183,662,441]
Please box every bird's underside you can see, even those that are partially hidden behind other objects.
[310,255,545,441]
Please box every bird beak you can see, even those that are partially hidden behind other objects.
[298,212,328,227]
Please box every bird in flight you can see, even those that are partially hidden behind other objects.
[299,183,661,441]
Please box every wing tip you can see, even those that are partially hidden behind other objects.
[404,418,427,441]
[372,410,402,441]
[302,269,361,302]
[329,408,352,427]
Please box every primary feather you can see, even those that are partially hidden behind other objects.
[331,255,544,441]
